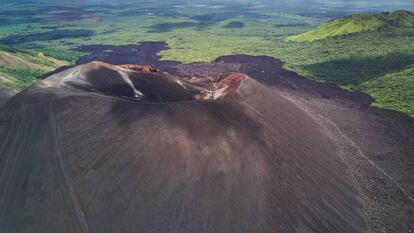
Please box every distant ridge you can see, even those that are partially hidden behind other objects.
[286,10,414,42]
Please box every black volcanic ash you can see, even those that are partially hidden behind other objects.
[0,61,365,233]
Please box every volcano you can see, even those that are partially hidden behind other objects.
[0,42,413,233]
[0,61,367,233]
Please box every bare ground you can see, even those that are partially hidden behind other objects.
[0,42,413,233]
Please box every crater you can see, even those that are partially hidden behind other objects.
[52,61,246,103]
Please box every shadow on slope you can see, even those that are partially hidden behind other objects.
[302,52,414,87]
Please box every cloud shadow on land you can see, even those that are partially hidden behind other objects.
[0,29,94,45]
[146,22,211,33]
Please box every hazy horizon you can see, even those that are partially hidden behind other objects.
[1,0,414,19]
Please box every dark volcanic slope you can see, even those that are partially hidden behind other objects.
[1,42,413,233]
[0,62,365,233]
[0,88,18,107]
[74,42,414,232]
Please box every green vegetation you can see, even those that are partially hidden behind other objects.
[0,1,413,116]
[362,66,414,116]
[0,45,67,88]
[286,10,414,42]
[281,11,414,116]
[0,67,44,89]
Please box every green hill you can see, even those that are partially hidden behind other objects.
[286,10,414,42]
[362,66,414,116]
[0,45,67,89]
